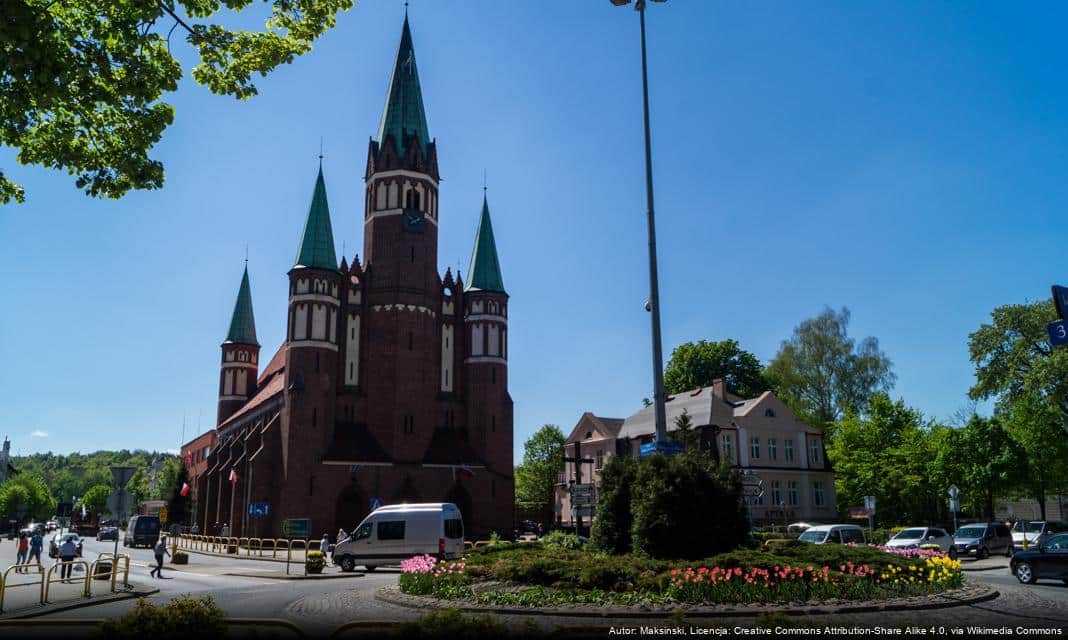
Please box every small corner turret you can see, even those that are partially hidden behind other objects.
[218,265,261,425]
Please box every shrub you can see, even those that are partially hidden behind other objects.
[100,596,225,638]
[171,551,188,565]
[306,550,326,571]
[539,531,583,550]
[396,609,541,639]
[630,451,749,559]
[590,455,637,554]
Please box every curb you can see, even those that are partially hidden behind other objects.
[225,571,365,580]
[3,584,160,620]
[961,564,1009,572]
[176,547,299,564]
[374,584,999,619]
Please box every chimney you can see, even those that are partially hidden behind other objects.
[711,379,727,399]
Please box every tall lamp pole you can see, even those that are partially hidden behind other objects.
[611,0,669,445]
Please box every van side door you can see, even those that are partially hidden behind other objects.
[376,520,406,561]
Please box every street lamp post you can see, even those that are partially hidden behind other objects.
[612,0,670,446]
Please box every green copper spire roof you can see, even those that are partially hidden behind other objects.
[377,15,430,156]
[226,265,259,346]
[465,195,505,293]
[294,165,338,271]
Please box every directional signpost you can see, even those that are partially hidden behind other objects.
[282,518,310,576]
[109,466,137,561]
[948,485,959,534]
[863,495,877,539]
[738,471,764,523]
[1050,286,1068,346]
[248,502,271,517]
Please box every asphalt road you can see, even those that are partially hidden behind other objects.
[16,538,1068,637]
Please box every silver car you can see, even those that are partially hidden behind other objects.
[886,526,956,558]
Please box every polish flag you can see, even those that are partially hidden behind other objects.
[180,483,191,497]
[185,453,193,466]
[229,469,238,486]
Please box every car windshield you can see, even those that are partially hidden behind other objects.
[956,526,985,538]
[799,530,826,543]
[893,529,925,540]
[1011,522,1044,533]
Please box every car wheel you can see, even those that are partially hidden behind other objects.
[978,546,989,560]
[339,557,356,572]
[364,565,377,572]
[1015,562,1036,584]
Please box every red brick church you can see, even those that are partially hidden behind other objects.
[187,16,514,540]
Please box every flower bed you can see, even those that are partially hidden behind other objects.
[397,543,964,607]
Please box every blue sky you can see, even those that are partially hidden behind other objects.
[2,1,1067,462]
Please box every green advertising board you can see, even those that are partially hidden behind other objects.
[282,518,310,539]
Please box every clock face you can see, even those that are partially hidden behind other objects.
[403,208,425,232]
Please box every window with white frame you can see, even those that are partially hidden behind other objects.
[787,480,798,506]
[721,434,733,463]
[596,450,604,470]
[813,481,826,507]
[768,438,778,461]
[771,480,782,505]
[785,439,794,462]
[809,438,822,464]
[750,437,760,460]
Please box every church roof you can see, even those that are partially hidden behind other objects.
[294,166,338,271]
[377,15,430,157]
[464,195,505,293]
[225,266,258,346]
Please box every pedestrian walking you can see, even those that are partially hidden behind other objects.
[58,536,77,580]
[15,533,28,572]
[28,530,43,567]
[149,536,170,578]
[220,522,229,537]
[336,528,349,545]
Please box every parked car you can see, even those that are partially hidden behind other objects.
[48,533,83,559]
[96,527,119,542]
[787,522,815,536]
[1011,521,1068,550]
[123,515,161,549]
[1010,533,1068,585]
[953,522,1013,559]
[798,524,866,545]
[886,526,956,558]
[332,502,465,573]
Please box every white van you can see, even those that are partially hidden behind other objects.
[332,502,465,572]
[798,524,867,545]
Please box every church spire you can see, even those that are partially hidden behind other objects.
[294,165,338,271]
[465,195,505,293]
[377,14,430,157]
[226,265,258,346]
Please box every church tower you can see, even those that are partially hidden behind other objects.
[217,266,260,425]
[361,15,443,462]
[283,165,342,475]
[463,195,513,509]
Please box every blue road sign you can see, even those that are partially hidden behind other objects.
[248,502,270,517]
[639,441,685,457]
[1049,320,1068,346]
[370,498,383,511]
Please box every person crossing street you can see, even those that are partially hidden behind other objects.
[58,536,77,580]
[149,536,170,578]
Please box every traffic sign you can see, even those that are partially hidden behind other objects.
[248,502,270,517]
[110,466,137,489]
[571,505,595,519]
[369,497,383,511]
[572,493,596,507]
[947,485,959,499]
[282,518,310,539]
[949,498,960,513]
[106,489,132,519]
[1049,320,1068,346]
[848,507,873,519]
[1053,285,1068,320]
[639,441,684,457]
[863,495,877,512]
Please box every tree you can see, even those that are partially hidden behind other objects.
[668,408,701,450]
[590,455,637,555]
[827,394,937,526]
[0,472,57,522]
[663,339,768,398]
[766,307,895,427]
[514,425,566,527]
[999,393,1068,520]
[167,463,192,526]
[1,0,353,203]
[969,300,1068,426]
[954,416,1025,519]
[79,484,111,516]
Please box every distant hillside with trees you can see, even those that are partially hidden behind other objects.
[8,450,180,507]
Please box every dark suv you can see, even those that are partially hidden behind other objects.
[954,522,1013,559]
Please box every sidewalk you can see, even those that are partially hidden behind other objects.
[960,556,1010,572]
[0,567,155,619]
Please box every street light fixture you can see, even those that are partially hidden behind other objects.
[611,0,670,447]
